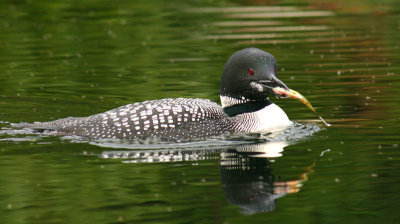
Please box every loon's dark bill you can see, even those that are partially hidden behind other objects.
[273,87,331,127]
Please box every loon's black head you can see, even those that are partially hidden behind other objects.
[219,48,289,108]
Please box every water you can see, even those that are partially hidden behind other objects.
[1,0,400,223]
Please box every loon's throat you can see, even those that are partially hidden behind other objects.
[222,100,272,117]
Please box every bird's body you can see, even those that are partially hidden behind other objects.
[27,98,290,142]
[19,48,293,142]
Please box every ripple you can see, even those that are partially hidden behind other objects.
[225,11,334,18]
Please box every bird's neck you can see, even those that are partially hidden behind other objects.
[220,95,292,132]
[222,99,272,117]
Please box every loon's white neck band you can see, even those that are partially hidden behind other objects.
[220,95,250,108]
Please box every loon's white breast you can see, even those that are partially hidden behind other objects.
[252,103,292,132]
[230,103,292,133]
[220,95,292,133]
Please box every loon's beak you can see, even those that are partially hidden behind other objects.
[258,75,289,98]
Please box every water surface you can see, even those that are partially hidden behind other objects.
[1,0,399,223]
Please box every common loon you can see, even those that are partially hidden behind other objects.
[21,48,292,142]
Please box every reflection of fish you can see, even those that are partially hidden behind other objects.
[220,143,316,215]
[273,87,331,127]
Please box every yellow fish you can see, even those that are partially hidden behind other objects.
[273,87,331,127]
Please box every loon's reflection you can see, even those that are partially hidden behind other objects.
[100,140,314,215]
[220,150,277,214]
[220,142,307,214]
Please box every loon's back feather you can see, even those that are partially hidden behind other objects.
[28,98,233,142]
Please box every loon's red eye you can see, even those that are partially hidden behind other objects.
[248,68,254,75]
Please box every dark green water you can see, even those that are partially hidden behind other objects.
[1,0,400,223]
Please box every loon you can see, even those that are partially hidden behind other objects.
[22,48,292,142]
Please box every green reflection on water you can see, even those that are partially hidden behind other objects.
[1,0,400,223]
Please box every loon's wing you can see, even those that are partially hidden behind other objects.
[23,98,231,142]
